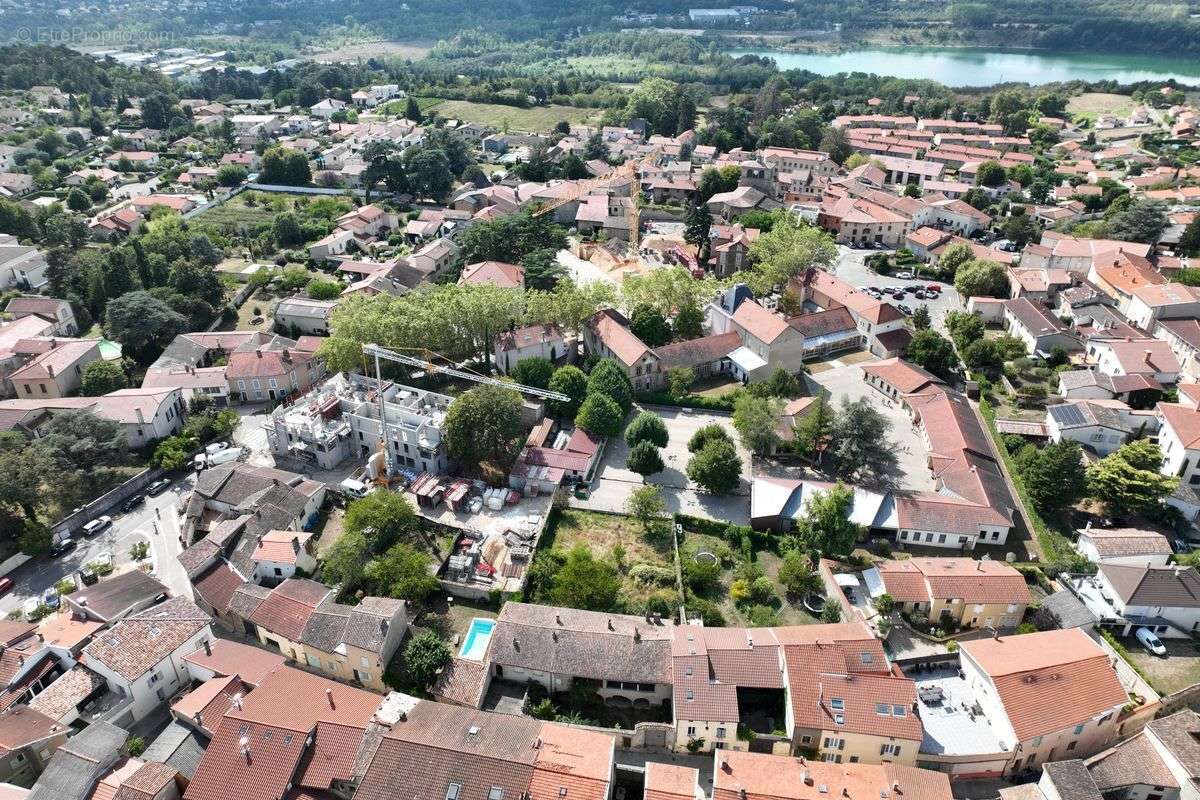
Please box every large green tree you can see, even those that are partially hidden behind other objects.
[1087,440,1177,514]
[1017,439,1088,515]
[954,259,1010,299]
[906,329,959,380]
[549,545,621,612]
[445,385,524,467]
[830,399,898,484]
[625,411,669,449]
[103,291,187,363]
[575,393,624,438]
[795,482,862,557]
[547,365,587,418]
[686,438,742,494]
[746,218,838,295]
[732,394,782,456]
[364,543,439,602]
[344,490,421,553]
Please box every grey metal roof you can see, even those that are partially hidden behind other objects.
[141,720,208,779]
[28,721,126,800]
[73,570,169,621]
[1041,590,1100,629]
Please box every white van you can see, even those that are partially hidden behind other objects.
[339,478,370,498]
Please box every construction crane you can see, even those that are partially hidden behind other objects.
[361,343,572,479]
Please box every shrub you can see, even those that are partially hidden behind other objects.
[54,578,77,596]
[745,604,780,626]
[688,597,726,626]
[683,557,722,594]
[629,563,676,588]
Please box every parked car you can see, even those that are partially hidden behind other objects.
[1136,626,1167,657]
[49,536,76,558]
[926,284,942,292]
[204,441,230,455]
[896,271,914,280]
[0,577,13,597]
[898,304,913,315]
[338,478,370,499]
[121,493,145,513]
[22,598,39,621]
[42,588,60,609]
[913,289,927,300]
[146,479,171,496]
[81,516,112,537]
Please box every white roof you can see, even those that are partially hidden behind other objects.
[728,346,767,372]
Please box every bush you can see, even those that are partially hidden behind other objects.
[54,578,77,596]
[688,423,732,453]
[683,557,721,594]
[744,604,780,626]
[629,563,675,588]
[687,597,726,626]
[635,390,736,412]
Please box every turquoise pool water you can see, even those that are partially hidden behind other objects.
[459,617,496,660]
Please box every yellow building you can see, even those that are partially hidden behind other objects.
[871,557,1030,630]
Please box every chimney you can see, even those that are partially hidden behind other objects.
[326,688,335,709]
[513,637,520,651]
[291,536,300,554]
[721,758,731,773]
[555,614,562,626]
[977,560,983,571]
[1145,350,1153,364]
[193,711,203,728]
[843,789,851,798]
[49,338,57,349]
[135,407,145,425]
[239,736,251,764]
[633,627,641,642]
[533,737,542,750]
[256,349,263,358]
[47,364,54,378]
[892,783,901,794]
[283,348,291,363]
[232,692,243,710]
[203,639,211,656]
[607,618,614,631]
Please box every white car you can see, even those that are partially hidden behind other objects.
[81,516,112,537]
[1136,626,1167,657]
[896,271,914,280]
[205,442,230,456]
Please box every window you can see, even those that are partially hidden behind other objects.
[823,737,844,750]
[715,727,726,740]
[1031,736,1043,747]
[830,698,844,710]
[1073,723,1085,735]
[892,706,906,717]
[800,735,812,744]
[445,783,462,800]
[876,703,890,715]
[1067,741,1077,751]
[488,789,504,800]
[880,744,902,757]
[860,653,874,664]
[937,534,946,544]
[306,654,321,668]
[687,726,696,737]
[361,656,371,668]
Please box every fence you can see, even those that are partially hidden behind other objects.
[52,466,166,537]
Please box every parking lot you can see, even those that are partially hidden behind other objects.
[572,406,752,524]
[834,247,963,336]
[803,354,935,493]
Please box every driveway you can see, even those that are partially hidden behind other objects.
[572,405,752,524]
[834,246,963,336]
[0,473,194,617]
[804,356,934,492]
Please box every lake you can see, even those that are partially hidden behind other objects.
[724,47,1200,87]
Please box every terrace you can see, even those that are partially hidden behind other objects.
[910,667,1008,757]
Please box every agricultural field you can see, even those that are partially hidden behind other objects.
[309,39,434,62]
[191,193,280,233]
[1067,92,1136,122]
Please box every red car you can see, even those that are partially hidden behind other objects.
[926,284,941,292]
[0,577,13,597]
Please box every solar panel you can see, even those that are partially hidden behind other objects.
[1049,403,1087,427]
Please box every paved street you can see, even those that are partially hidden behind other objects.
[0,473,194,617]
[833,246,963,335]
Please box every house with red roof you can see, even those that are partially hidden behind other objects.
[958,629,1129,774]
[866,558,1030,629]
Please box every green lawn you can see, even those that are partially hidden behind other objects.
[421,99,598,132]
[192,194,279,234]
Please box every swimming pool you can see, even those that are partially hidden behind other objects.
[459,617,496,661]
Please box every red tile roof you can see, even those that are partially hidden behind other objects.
[712,751,953,800]
[961,628,1128,741]
[247,579,330,642]
[182,639,285,687]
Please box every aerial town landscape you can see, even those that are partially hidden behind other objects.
[0,1,1200,799]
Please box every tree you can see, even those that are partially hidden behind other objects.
[625,411,668,448]
[667,366,695,399]
[445,385,524,467]
[549,545,621,611]
[795,482,862,556]
[272,212,305,247]
[1180,215,1200,256]
[819,126,852,165]
[626,484,667,526]
[33,410,125,478]
[1087,440,1178,514]
[511,357,554,389]
[259,147,311,186]
[0,446,49,521]
[459,211,568,266]
[321,531,371,591]
[630,304,671,347]
[791,396,834,460]
[404,147,454,203]
[344,491,420,553]
[66,188,91,212]
[103,291,186,362]
[954,259,1009,299]
[216,164,247,187]
[575,393,624,438]
[946,310,986,351]
[19,521,52,557]
[732,394,782,456]
[404,97,423,122]
[686,439,742,494]
[684,202,712,263]
[975,160,1007,187]
[521,248,566,291]
[365,543,439,602]
[746,218,838,295]
[80,359,127,396]
[689,423,731,453]
[937,243,975,277]
[307,279,341,300]
[829,398,898,484]
[906,329,959,380]
[777,551,820,597]
[627,441,665,478]
[1106,199,1168,244]
[910,305,931,330]
[673,300,704,341]
[403,631,450,690]
[547,365,587,417]
[587,359,633,413]
[1018,440,1087,515]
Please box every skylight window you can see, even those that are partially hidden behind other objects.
[830,698,845,710]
